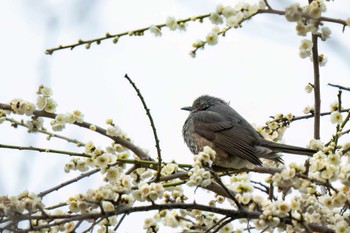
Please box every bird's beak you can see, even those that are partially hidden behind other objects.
[181,106,192,111]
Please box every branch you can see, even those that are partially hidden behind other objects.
[38,169,100,197]
[328,83,350,92]
[4,117,85,146]
[0,144,90,158]
[8,203,334,233]
[311,33,321,139]
[123,74,162,181]
[291,108,350,121]
[228,166,338,192]
[45,14,210,55]
[44,7,347,55]
[0,103,151,161]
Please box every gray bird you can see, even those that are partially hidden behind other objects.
[182,95,316,169]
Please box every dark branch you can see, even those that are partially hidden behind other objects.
[38,169,100,197]
[328,83,350,92]
[311,34,321,139]
[124,74,162,181]
[0,103,151,161]
[7,203,334,233]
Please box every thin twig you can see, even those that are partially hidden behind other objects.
[44,8,347,55]
[211,217,233,233]
[45,14,211,55]
[124,74,162,181]
[332,90,342,151]
[114,213,127,231]
[0,144,91,158]
[328,83,350,92]
[5,117,85,147]
[263,0,272,9]
[207,168,242,210]
[291,108,350,121]
[38,169,100,197]
[205,216,230,233]
[45,202,67,210]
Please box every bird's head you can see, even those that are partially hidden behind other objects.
[181,95,227,112]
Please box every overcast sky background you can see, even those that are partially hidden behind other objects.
[0,0,350,232]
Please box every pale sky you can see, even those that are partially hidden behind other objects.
[0,0,350,232]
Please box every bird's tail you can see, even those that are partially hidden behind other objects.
[260,140,317,156]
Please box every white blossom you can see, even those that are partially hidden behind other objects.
[149,25,162,36]
[206,32,218,45]
[209,12,223,25]
[106,125,122,137]
[330,111,343,124]
[305,84,313,93]
[166,16,177,31]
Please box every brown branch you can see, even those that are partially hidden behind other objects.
[38,169,100,197]
[311,34,321,139]
[291,108,350,121]
[328,83,350,92]
[0,103,151,161]
[207,168,242,209]
[124,74,162,181]
[228,166,338,192]
[6,203,334,233]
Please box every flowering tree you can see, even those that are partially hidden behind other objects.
[1,0,350,232]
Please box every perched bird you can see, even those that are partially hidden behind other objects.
[182,95,316,169]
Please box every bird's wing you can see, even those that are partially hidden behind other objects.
[192,111,262,166]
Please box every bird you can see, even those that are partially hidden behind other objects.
[181,95,316,169]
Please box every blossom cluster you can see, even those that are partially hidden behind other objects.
[144,217,159,233]
[270,163,308,194]
[142,187,188,232]
[7,85,88,133]
[254,139,350,232]
[132,182,165,202]
[9,86,55,116]
[49,183,133,233]
[9,98,36,116]
[309,150,341,182]
[285,1,331,65]
[230,172,254,193]
[61,175,134,231]
[285,0,326,23]
[191,1,264,53]
[192,145,216,167]
[186,166,212,187]
[161,163,178,175]
[50,110,85,131]
[64,141,130,173]
[0,191,43,217]
[163,186,187,204]
[147,209,222,232]
[285,0,328,34]
[255,200,290,229]
[253,191,350,232]
[68,183,133,214]
[36,85,57,113]
[299,39,328,65]
[256,113,293,142]
[186,146,216,187]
